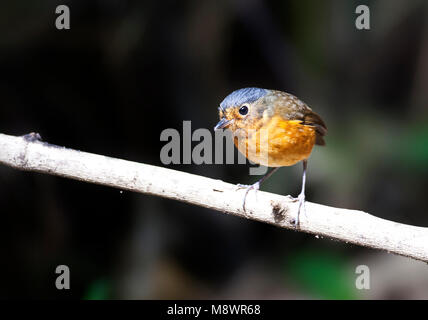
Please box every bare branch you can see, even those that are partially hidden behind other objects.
[1,132,427,262]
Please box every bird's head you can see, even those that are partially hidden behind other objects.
[214,87,270,132]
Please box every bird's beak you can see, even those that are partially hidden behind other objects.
[214,118,233,131]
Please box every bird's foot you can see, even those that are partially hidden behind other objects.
[236,182,260,212]
[294,193,306,228]
[22,132,42,142]
[286,195,298,202]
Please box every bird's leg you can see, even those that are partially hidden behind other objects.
[294,159,307,228]
[237,167,280,212]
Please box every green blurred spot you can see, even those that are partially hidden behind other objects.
[396,125,428,170]
[286,250,358,300]
[83,278,110,300]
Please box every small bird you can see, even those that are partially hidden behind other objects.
[214,87,327,226]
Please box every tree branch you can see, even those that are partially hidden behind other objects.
[1,132,427,262]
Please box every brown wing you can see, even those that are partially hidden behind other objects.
[302,109,327,146]
[273,91,328,146]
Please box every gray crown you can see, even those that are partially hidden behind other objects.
[219,87,268,111]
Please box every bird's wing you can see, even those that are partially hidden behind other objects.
[274,92,328,146]
[302,109,328,146]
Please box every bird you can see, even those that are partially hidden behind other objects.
[214,87,327,227]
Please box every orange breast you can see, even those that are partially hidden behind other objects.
[234,116,316,167]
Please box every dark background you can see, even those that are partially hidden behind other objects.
[1,0,428,299]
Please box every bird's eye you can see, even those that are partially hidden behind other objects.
[239,105,249,116]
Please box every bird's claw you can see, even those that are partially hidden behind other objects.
[286,195,298,202]
[236,182,260,212]
[22,132,42,142]
[236,183,252,190]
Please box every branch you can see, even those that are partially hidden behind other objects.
[1,132,427,262]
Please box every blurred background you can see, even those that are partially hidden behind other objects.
[0,0,427,299]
